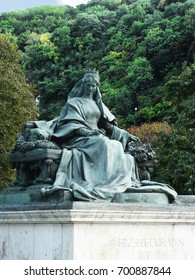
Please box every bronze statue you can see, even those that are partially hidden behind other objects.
[9,70,177,203]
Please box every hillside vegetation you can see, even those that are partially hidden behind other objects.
[0,0,194,192]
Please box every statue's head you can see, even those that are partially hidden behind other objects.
[83,69,100,85]
[68,69,101,100]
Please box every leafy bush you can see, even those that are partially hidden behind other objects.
[126,121,172,143]
[0,34,38,189]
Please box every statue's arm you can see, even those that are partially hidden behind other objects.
[128,133,141,144]
[99,119,141,144]
[75,127,106,137]
[98,119,114,137]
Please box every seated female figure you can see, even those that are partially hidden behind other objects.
[38,70,177,202]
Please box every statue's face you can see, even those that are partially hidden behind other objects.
[84,79,97,97]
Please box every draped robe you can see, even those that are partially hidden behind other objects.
[35,95,177,202]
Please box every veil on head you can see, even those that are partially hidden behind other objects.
[67,70,116,123]
[68,69,100,100]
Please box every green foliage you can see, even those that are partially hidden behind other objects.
[0,0,194,193]
[0,0,193,121]
[153,64,195,194]
[0,34,38,189]
[127,100,173,124]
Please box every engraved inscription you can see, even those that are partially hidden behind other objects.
[118,237,184,248]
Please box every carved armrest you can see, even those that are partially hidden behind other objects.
[9,149,62,186]
[9,148,62,163]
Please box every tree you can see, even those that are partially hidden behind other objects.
[153,64,195,194]
[0,0,194,194]
[22,32,61,119]
[0,34,38,189]
[0,1,194,123]
[124,57,154,122]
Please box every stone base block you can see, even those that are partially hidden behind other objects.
[0,202,195,260]
[112,192,169,204]
[0,185,172,211]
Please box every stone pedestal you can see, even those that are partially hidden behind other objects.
[0,201,195,260]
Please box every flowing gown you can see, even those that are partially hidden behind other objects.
[37,97,177,202]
